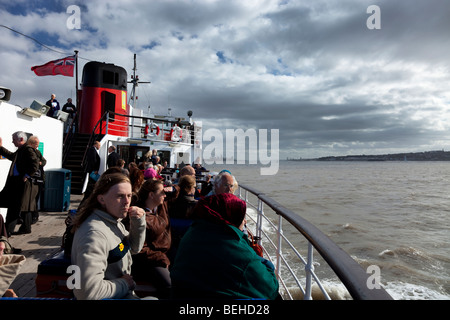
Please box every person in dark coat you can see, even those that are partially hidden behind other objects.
[107,145,120,168]
[85,141,101,174]
[167,175,198,264]
[27,136,46,224]
[0,131,40,236]
[46,94,60,117]
[62,98,76,118]
[62,98,77,133]
[169,175,198,219]
[79,141,101,207]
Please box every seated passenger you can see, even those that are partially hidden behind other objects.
[128,167,145,203]
[167,175,198,263]
[130,179,172,299]
[206,170,238,196]
[1,222,26,298]
[144,167,162,180]
[117,159,129,176]
[169,175,198,219]
[193,163,207,174]
[170,193,279,300]
[71,173,146,300]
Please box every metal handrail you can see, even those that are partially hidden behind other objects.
[80,111,195,170]
[106,113,193,143]
[238,184,393,300]
[62,113,79,165]
[80,111,109,171]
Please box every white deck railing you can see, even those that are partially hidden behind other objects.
[237,184,393,300]
[104,114,193,144]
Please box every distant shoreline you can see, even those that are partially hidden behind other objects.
[287,150,450,161]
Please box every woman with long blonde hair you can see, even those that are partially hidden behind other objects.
[71,173,146,300]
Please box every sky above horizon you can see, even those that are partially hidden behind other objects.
[1,0,450,159]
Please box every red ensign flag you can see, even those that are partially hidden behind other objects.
[31,55,75,77]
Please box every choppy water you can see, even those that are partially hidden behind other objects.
[207,161,450,300]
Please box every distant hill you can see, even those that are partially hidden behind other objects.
[288,150,450,161]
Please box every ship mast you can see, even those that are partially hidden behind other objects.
[128,53,150,111]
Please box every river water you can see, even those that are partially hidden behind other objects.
[207,161,449,300]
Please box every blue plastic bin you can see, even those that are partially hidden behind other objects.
[43,169,72,212]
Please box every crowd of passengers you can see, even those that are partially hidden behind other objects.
[68,163,280,300]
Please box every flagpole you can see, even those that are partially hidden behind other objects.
[74,50,79,132]
[74,50,79,107]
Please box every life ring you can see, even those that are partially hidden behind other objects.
[171,125,183,142]
[151,123,160,136]
[146,122,160,137]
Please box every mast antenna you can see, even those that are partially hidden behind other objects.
[128,53,151,110]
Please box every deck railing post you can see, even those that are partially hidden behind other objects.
[304,242,314,300]
[256,198,263,241]
[275,215,283,280]
[105,113,109,134]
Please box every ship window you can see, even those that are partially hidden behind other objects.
[103,70,119,85]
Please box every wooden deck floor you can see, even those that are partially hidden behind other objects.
[7,194,83,298]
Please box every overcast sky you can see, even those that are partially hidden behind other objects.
[1,0,450,159]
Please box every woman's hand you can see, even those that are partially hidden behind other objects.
[128,206,145,219]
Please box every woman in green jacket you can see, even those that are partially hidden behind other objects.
[171,193,279,300]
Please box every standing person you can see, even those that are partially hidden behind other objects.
[80,141,101,207]
[45,94,60,117]
[107,145,120,168]
[129,178,172,299]
[85,141,101,175]
[62,98,77,132]
[0,132,40,236]
[150,149,158,165]
[27,136,46,224]
[71,173,146,300]
[62,98,76,118]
